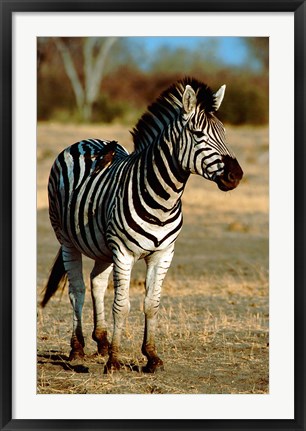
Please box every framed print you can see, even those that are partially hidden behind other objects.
[1,1,305,430]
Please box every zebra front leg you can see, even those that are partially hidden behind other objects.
[62,245,86,361]
[105,253,133,373]
[142,246,174,373]
[90,260,113,356]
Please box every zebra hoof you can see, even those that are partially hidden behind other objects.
[69,348,85,362]
[97,341,110,357]
[92,330,109,357]
[104,358,121,374]
[142,357,164,373]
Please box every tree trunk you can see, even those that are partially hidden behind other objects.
[82,103,92,123]
[83,37,117,121]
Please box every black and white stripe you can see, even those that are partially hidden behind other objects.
[43,77,243,372]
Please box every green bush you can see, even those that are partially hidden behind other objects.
[91,96,128,123]
[218,74,268,125]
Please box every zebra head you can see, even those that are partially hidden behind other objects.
[179,81,243,191]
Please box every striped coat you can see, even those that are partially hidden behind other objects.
[43,77,243,373]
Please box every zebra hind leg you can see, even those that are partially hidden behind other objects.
[142,247,174,373]
[90,260,113,356]
[61,245,86,361]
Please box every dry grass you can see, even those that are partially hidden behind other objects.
[37,122,269,394]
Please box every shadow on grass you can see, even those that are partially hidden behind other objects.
[37,351,89,373]
[37,350,144,374]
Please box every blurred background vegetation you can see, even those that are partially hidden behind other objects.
[37,37,268,126]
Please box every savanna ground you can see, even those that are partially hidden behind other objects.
[37,122,269,394]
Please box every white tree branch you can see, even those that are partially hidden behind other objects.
[54,37,117,121]
[54,37,84,112]
[85,37,118,104]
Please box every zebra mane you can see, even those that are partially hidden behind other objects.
[131,77,217,154]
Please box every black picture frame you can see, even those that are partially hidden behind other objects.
[1,1,305,430]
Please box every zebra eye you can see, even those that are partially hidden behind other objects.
[193,130,204,138]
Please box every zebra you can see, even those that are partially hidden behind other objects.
[41,77,243,373]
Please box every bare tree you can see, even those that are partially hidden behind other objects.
[54,37,117,121]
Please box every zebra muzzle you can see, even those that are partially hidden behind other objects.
[217,177,239,191]
[216,156,243,191]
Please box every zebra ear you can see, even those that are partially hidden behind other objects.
[213,84,226,111]
[182,85,196,114]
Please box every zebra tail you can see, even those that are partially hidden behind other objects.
[41,247,67,307]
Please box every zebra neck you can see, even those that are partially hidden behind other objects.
[138,133,189,211]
